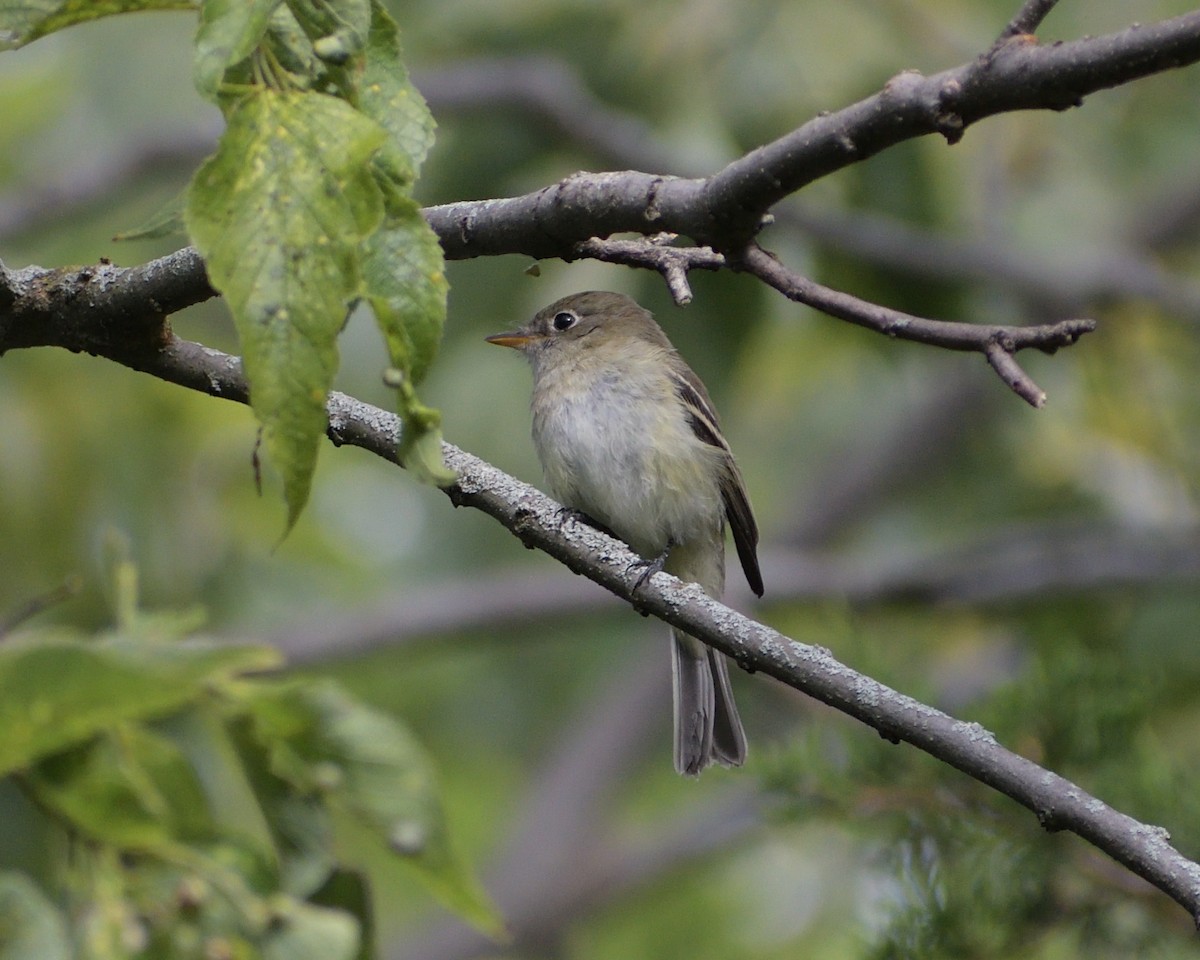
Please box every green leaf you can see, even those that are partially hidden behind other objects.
[360,1,435,186]
[185,89,387,530]
[362,199,455,486]
[0,0,189,49]
[310,870,374,960]
[25,727,212,851]
[228,717,337,898]
[261,5,321,89]
[193,0,282,101]
[0,873,70,960]
[285,0,369,66]
[364,198,445,386]
[262,897,359,960]
[355,3,450,485]
[0,634,279,775]
[396,416,455,488]
[166,707,290,886]
[244,680,505,938]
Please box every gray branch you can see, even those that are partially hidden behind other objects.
[740,244,1093,406]
[424,11,1200,258]
[10,10,1200,402]
[5,294,1197,922]
[996,0,1061,43]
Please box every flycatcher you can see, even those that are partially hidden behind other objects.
[487,291,763,775]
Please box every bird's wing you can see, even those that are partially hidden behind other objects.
[670,365,764,597]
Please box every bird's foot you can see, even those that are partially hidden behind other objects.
[629,540,674,592]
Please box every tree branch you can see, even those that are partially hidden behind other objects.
[425,11,1200,259]
[571,235,724,305]
[20,10,1200,403]
[7,308,1198,923]
[740,244,1093,406]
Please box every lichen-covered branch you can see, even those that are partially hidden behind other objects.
[6,316,1197,924]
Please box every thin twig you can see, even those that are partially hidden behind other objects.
[997,0,1061,43]
[740,244,1092,405]
[572,236,724,305]
[985,339,1046,406]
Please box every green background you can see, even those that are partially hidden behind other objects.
[3,1,1200,956]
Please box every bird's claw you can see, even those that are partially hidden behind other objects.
[630,542,673,592]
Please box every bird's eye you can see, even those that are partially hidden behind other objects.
[552,311,577,331]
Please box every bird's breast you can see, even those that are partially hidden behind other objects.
[530,361,724,558]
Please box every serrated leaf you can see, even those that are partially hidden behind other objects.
[0,0,188,49]
[362,199,454,486]
[360,1,435,186]
[25,727,212,851]
[194,0,282,101]
[0,873,70,960]
[244,680,504,938]
[0,634,280,775]
[363,198,445,385]
[185,89,387,530]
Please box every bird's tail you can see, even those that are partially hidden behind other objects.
[671,628,747,775]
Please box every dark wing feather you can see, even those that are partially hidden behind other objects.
[719,459,763,597]
[671,366,764,597]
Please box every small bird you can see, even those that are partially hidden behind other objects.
[487,291,763,775]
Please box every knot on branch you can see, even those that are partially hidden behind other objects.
[1020,317,1098,353]
[572,235,724,305]
[935,78,967,143]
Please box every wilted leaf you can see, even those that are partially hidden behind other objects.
[363,198,445,386]
[261,4,322,88]
[185,88,387,529]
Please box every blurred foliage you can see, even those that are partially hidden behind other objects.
[3,0,1200,958]
[0,547,499,957]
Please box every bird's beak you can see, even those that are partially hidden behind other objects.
[485,331,534,349]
